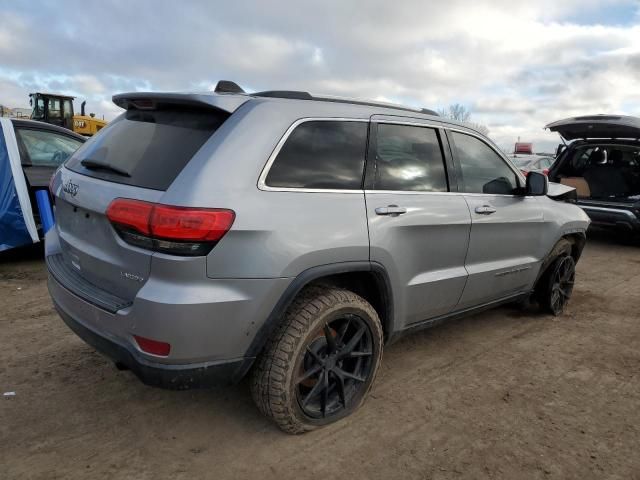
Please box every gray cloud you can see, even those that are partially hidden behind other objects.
[0,0,639,152]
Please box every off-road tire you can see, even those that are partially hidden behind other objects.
[250,285,384,434]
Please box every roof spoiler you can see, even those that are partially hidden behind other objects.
[112,92,249,114]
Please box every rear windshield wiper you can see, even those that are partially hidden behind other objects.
[81,159,131,177]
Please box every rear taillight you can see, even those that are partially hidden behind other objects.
[106,198,235,256]
[106,199,153,235]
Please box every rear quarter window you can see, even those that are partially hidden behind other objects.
[265,120,368,190]
[66,108,228,190]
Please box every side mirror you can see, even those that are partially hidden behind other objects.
[526,171,548,196]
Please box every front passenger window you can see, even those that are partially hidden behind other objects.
[451,132,519,194]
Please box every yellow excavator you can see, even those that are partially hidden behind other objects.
[29,92,107,136]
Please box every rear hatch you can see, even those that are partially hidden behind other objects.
[545,115,640,141]
[53,92,245,303]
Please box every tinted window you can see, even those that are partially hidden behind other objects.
[265,121,367,189]
[66,108,227,190]
[451,132,519,194]
[375,124,448,191]
[16,129,84,167]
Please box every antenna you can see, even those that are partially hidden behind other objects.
[214,80,245,94]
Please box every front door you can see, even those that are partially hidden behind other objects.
[365,120,471,328]
[45,97,63,127]
[447,130,544,308]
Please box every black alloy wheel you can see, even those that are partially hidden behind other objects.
[251,286,383,434]
[548,255,576,315]
[296,314,374,419]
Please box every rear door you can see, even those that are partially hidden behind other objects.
[365,118,470,327]
[53,104,231,302]
[45,97,63,127]
[545,115,640,141]
[446,130,543,308]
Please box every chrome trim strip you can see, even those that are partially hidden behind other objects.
[364,190,531,198]
[257,116,525,194]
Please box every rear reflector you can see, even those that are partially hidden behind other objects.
[106,198,235,256]
[133,335,171,356]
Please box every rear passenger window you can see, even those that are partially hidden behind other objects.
[265,121,367,189]
[451,131,519,195]
[374,124,448,192]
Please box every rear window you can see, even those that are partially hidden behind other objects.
[265,120,368,189]
[66,108,227,190]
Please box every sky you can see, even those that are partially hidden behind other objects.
[1,0,639,152]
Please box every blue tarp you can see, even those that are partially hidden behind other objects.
[0,118,38,252]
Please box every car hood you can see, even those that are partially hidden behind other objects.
[545,115,640,141]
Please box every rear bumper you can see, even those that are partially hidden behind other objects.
[52,293,248,389]
[580,205,640,232]
[45,242,290,388]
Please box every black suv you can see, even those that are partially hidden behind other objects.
[547,115,640,236]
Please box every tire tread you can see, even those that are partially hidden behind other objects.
[250,285,382,434]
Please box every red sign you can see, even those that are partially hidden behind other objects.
[514,142,533,154]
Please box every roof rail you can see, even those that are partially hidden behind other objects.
[252,90,313,100]
[219,81,439,116]
[311,95,440,116]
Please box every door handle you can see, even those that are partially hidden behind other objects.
[475,205,497,215]
[375,205,407,216]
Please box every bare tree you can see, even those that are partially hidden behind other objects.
[441,103,471,122]
[469,122,490,136]
[438,103,489,136]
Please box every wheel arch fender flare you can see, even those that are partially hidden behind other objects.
[236,261,395,381]
[534,231,585,290]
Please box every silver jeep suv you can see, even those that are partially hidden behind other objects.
[46,81,590,433]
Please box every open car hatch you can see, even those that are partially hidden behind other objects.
[545,115,640,141]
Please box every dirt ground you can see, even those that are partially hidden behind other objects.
[1,232,639,480]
